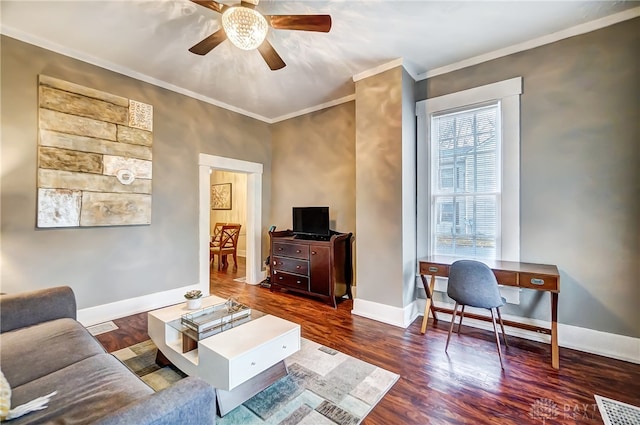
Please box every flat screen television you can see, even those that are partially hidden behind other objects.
[292,207,330,237]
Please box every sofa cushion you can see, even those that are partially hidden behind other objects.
[9,354,155,425]
[0,286,76,333]
[0,318,106,387]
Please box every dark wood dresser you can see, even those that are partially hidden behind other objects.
[269,230,353,308]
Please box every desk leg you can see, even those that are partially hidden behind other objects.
[420,274,438,334]
[551,292,559,369]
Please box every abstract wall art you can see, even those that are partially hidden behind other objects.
[211,183,232,210]
[36,75,153,227]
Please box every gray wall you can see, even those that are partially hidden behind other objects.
[353,66,417,310]
[416,18,639,337]
[270,102,356,235]
[354,67,405,307]
[2,16,637,339]
[0,36,271,309]
[401,67,417,307]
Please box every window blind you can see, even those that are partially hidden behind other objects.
[430,103,500,259]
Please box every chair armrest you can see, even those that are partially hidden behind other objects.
[0,286,76,333]
[93,377,216,425]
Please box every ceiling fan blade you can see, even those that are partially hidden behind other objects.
[266,15,331,32]
[189,28,227,55]
[191,0,228,14]
[257,40,286,70]
[240,1,257,9]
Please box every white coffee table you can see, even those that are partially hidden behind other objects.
[148,295,301,415]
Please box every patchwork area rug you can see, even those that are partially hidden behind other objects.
[113,338,399,425]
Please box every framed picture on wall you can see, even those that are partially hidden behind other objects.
[211,183,232,210]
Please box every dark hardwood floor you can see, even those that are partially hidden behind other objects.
[97,257,640,424]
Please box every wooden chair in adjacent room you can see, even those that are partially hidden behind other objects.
[210,222,225,247]
[210,223,241,271]
[445,259,509,369]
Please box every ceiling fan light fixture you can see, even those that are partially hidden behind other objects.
[222,6,268,51]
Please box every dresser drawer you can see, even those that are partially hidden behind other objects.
[419,263,449,277]
[272,242,309,260]
[228,328,300,389]
[272,271,309,290]
[519,273,558,292]
[273,256,309,275]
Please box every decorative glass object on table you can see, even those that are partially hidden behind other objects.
[168,297,264,353]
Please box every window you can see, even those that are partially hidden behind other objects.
[431,103,499,258]
[417,77,521,261]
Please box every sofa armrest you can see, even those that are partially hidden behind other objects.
[0,286,76,333]
[93,377,216,425]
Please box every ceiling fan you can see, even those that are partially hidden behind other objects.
[189,0,332,70]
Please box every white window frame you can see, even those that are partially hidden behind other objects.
[417,77,521,262]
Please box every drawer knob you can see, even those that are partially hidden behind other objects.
[279,276,284,280]
[311,251,316,255]
[296,281,301,284]
[278,247,283,251]
[296,265,301,269]
[531,278,545,285]
[251,362,256,366]
[428,267,438,273]
[296,250,301,253]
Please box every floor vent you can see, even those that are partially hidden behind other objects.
[595,395,640,425]
[86,321,119,336]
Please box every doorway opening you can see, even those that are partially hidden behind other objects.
[198,154,263,295]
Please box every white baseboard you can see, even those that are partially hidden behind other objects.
[77,283,207,327]
[351,298,420,328]
[78,267,268,324]
[559,322,640,365]
[78,283,639,365]
[415,298,640,365]
[244,269,267,286]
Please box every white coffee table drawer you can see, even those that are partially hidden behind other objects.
[229,328,299,388]
[198,314,301,391]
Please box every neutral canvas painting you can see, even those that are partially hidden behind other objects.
[37,75,153,227]
[211,183,232,210]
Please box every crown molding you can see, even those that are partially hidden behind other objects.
[0,25,273,123]
[270,94,356,124]
[351,58,419,82]
[352,58,404,82]
[417,6,640,80]
[3,6,638,123]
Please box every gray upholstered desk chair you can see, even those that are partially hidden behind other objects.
[445,259,509,369]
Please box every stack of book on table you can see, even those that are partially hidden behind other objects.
[181,300,251,339]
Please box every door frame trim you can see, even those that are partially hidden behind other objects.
[199,154,263,288]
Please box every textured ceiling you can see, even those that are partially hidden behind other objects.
[1,1,637,122]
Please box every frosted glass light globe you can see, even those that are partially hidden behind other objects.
[222,7,268,51]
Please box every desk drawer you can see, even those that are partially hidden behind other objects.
[420,263,449,277]
[229,328,300,389]
[273,271,309,291]
[273,256,309,275]
[494,270,518,286]
[519,273,558,291]
[272,243,309,260]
